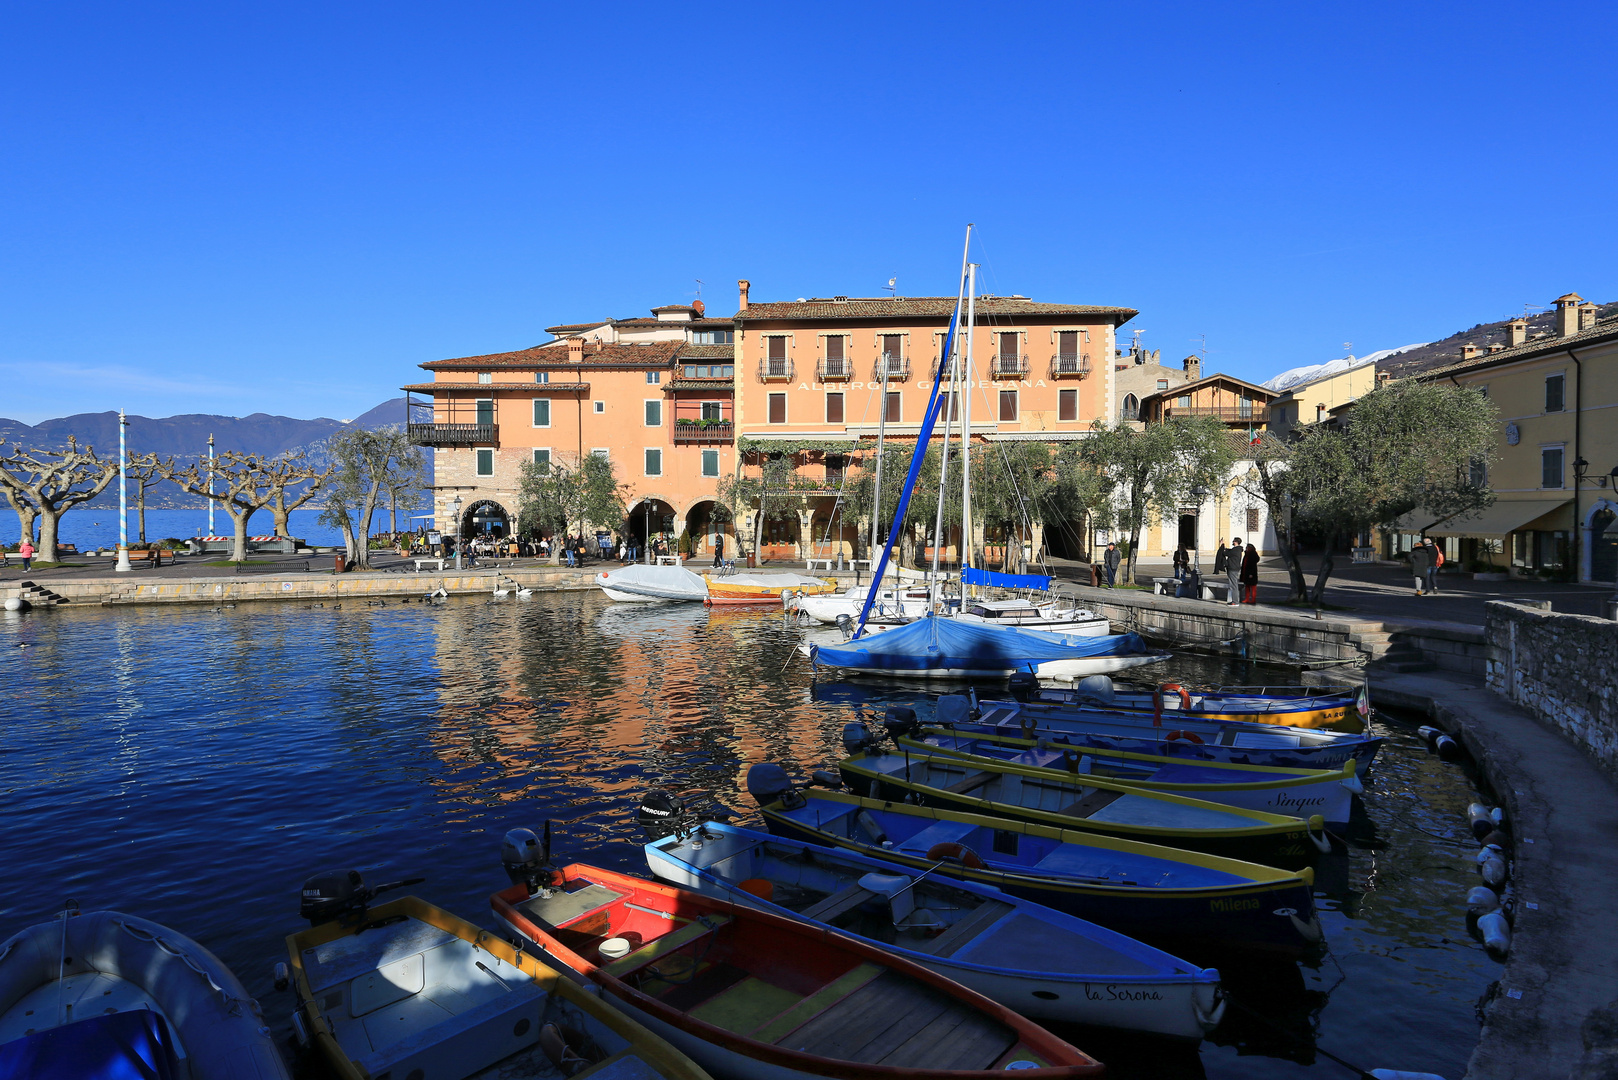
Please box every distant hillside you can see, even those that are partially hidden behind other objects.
[1376,302,1618,379]
[0,397,424,509]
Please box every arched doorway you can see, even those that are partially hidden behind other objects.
[684,500,731,558]
[627,498,677,551]
[460,499,510,539]
[1592,505,1617,583]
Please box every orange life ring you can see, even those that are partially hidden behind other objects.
[1164,730,1205,744]
[1161,682,1193,710]
[925,842,987,869]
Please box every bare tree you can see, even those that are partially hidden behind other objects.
[3,484,38,552]
[264,451,329,537]
[126,453,173,545]
[156,451,330,562]
[0,438,118,562]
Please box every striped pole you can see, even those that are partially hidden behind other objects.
[207,433,216,537]
[115,410,132,572]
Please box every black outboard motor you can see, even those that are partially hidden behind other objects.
[637,790,689,842]
[882,706,919,742]
[842,722,877,756]
[1007,671,1040,702]
[501,825,559,893]
[299,870,425,927]
[745,763,802,808]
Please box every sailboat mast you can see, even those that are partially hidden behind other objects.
[962,262,977,582]
[929,314,961,584]
[871,347,889,561]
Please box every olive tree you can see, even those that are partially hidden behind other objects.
[970,441,1053,573]
[717,450,804,560]
[318,430,413,570]
[518,451,626,564]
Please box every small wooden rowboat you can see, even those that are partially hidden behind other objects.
[1028,679,1362,731]
[704,572,836,606]
[940,694,1384,776]
[644,820,1225,1039]
[907,726,1362,826]
[286,890,711,1080]
[836,744,1330,870]
[492,864,1103,1080]
[756,787,1323,956]
[0,906,289,1079]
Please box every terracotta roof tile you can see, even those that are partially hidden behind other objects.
[735,296,1137,322]
[676,344,736,360]
[543,321,610,334]
[1419,316,1618,380]
[423,341,681,370]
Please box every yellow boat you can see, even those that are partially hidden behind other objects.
[703,572,836,605]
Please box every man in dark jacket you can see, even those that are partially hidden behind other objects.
[1103,542,1121,588]
[1225,538,1243,604]
[1213,539,1229,576]
[1239,540,1261,604]
[1410,540,1432,595]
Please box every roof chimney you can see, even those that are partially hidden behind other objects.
[1461,343,1480,360]
[1554,293,1584,337]
[1487,342,1505,353]
[567,338,585,363]
[1183,355,1201,381]
[1578,301,1597,332]
[738,279,751,312]
[1507,318,1527,347]
[1377,371,1392,386]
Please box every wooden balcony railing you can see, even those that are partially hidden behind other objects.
[672,420,734,443]
[408,422,498,447]
[1162,406,1270,423]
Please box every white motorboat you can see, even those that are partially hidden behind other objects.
[953,597,1110,636]
[596,563,709,603]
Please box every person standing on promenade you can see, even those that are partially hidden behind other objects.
[712,532,724,568]
[1225,538,1243,604]
[1173,543,1189,582]
[1425,538,1443,594]
[18,537,33,571]
[1239,539,1260,604]
[1103,542,1121,588]
[1410,540,1432,595]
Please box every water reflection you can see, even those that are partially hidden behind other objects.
[0,593,1494,1079]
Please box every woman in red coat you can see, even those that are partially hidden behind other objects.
[1239,540,1261,604]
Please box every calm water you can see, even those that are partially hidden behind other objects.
[0,593,1496,1078]
[42,507,397,550]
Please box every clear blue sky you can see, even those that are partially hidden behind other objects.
[3,2,1613,424]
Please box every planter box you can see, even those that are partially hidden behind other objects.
[1473,572,1510,581]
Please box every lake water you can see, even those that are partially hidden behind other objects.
[0,592,1497,1078]
[41,507,402,551]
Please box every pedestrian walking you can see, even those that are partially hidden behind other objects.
[18,537,33,571]
[1410,539,1433,595]
[1226,538,1244,605]
[1425,538,1443,595]
[1103,542,1121,588]
[564,538,577,568]
[1240,540,1261,604]
[712,532,725,569]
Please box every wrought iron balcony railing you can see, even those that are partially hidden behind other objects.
[872,355,911,381]
[990,353,1030,377]
[757,358,795,381]
[816,358,852,381]
[1049,353,1090,378]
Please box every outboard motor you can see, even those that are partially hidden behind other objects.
[637,790,689,842]
[502,825,559,893]
[835,614,855,640]
[882,706,919,742]
[935,695,972,727]
[746,762,801,808]
[1072,675,1116,707]
[1007,671,1040,702]
[842,722,877,756]
[298,869,424,927]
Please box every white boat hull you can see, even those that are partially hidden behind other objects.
[796,634,1170,681]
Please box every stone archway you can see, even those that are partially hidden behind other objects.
[460,499,510,539]
[1586,498,1618,583]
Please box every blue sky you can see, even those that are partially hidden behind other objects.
[2,2,1613,424]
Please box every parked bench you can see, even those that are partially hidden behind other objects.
[412,557,447,572]
[1150,576,1231,602]
[127,549,172,567]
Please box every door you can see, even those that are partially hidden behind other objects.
[1178,513,1198,551]
[1593,509,1618,582]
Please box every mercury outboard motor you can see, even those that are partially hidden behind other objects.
[299,869,424,927]
[745,763,802,808]
[842,722,877,756]
[882,706,919,742]
[637,790,689,842]
[1007,671,1040,702]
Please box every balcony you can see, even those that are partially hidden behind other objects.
[1049,353,1090,378]
[757,358,795,381]
[872,356,911,381]
[1162,405,1270,424]
[990,353,1030,378]
[673,420,734,443]
[816,357,853,381]
[408,422,498,447]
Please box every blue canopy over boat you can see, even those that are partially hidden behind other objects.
[961,567,1052,590]
[814,617,1150,672]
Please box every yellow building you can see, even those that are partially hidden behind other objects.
[1414,293,1616,582]
[1266,359,1382,440]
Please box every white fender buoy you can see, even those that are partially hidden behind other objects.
[1468,803,1494,840]
[1417,725,1443,749]
[1478,846,1509,889]
[1434,734,1460,762]
[1491,805,1509,832]
[1477,911,1511,958]
[1466,886,1500,920]
[2,597,22,612]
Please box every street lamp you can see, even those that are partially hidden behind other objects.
[452,494,464,570]
[1189,484,1209,598]
[115,410,132,572]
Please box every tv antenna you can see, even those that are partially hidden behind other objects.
[1342,341,1353,356]
[884,276,897,297]
[694,278,703,302]
[1192,334,1208,359]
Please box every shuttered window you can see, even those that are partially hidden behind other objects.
[884,392,902,423]
[999,391,1018,421]
[768,393,786,424]
[826,393,844,423]
[1059,389,1078,421]
[532,399,550,427]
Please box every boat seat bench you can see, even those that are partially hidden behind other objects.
[917,900,1015,958]
[778,970,1016,1069]
[604,915,731,978]
[895,820,978,855]
[799,884,877,923]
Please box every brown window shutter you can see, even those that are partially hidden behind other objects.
[826,393,844,423]
[1059,388,1077,421]
[999,390,1017,421]
[769,393,786,423]
[885,392,901,423]
[769,336,786,360]
[826,336,843,360]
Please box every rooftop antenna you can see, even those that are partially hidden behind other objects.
[884,276,897,297]
[1342,341,1353,357]
[694,278,703,302]
[1193,333,1208,359]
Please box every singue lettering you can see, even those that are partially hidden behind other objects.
[1083,984,1163,1002]
[1267,792,1327,811]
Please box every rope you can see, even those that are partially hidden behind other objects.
[115,919,234,1003]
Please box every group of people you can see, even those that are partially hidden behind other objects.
[1212,537,1261,605]
[1409,536,1444,595]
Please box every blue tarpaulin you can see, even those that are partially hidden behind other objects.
[961,567,1053,591]
[0,1010,179,1080]
[816,617,1150,673]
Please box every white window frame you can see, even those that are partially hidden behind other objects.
[701,400,723,421]
[475,448,494,476]
[646,370,661,385]
[532,448,551,474]
[536,370,549,384]
[701,449,720,477]
[590,447,610,460]
[532,398,551,428]
[477,371,492,384]
[644,399,663,427]
[644,448,663,477]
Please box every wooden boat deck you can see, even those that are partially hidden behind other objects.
[777,970,1016,1069]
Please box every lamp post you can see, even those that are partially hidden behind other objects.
[452,494,464,571]
[1189,483,1209,598]
[115,410,132,572]
[206,433,215,538]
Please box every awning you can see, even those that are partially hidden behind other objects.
[1389,506,1449,534]
[1426,499,1572,539]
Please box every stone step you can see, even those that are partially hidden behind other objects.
[17,581,67,606]
[1375,659,1437,673]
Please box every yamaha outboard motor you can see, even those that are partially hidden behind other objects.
[300,870,367,926]
[842,722,877,756]
[745,763,800,808]
[637,790,689,842]
[502,825,559,893]
[1007,671,1040,702]
[882,706,919,742]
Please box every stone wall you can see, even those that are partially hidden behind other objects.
[1486,600,1618,781]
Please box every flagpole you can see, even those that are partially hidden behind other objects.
[207,433,216,537]
[115,410,132,572]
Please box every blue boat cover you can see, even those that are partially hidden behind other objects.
[816,617,1149,672]
[961,567,1053,591]
[0,1010,179,1080]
